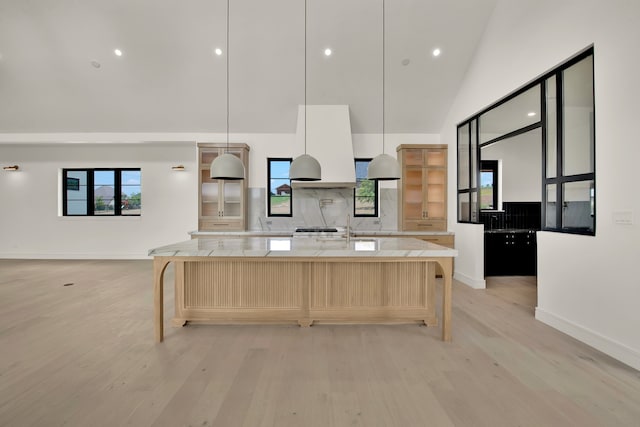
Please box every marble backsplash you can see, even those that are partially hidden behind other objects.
[247,187,398,231]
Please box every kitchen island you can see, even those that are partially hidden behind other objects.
[149,237,457,343]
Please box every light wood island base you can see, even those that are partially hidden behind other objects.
[153,255,453,343]
[150,237,456,343]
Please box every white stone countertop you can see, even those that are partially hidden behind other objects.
[188,230,454,237]
[350,230,454,236]
[150,236,458,258]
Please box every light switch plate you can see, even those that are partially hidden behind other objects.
[613,211,633,225]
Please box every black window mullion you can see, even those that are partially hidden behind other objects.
[540,79,548,228]
[63,170,68,216]
[114,169,122,216]
[478,122,542,148]
[87,170,95,216]
[468,122,473,222]
[456,125,461,222]
[62,170,69,216]
[267,160,273,215]
[555,71,563,229]
[469,117,481,223]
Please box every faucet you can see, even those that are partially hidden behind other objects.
[346,214,351,243]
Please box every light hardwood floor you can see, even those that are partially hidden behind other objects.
[1,260,639,426]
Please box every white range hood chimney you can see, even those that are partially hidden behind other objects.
[293,105,356,188]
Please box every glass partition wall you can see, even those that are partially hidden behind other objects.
[457,47,595,235]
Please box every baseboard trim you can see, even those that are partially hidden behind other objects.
[535,307,640,371]
[453,271,486,289]
[0,252,149,260]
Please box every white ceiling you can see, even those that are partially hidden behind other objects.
[0,0,498,134]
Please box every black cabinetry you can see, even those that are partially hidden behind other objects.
[484,230,536,276]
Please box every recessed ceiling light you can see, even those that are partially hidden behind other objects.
[90,60,101,69]
[432,48,441,57]
[324,48,332,56]
[401,58,410,66]
[528,112,536,117]
[114,49,123,57]
[214,48,222,56]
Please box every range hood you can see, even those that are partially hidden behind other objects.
[292,105,356,188]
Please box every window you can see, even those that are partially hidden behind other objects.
[62,169,141,216]
[543,53,595,234]
[354,159,378,217]
[267,158,292,216]
[457,47,595,235]
[480,160,498,210]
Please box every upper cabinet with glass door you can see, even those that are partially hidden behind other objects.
[198,143,250,231]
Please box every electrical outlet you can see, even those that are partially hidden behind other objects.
[613,211,633,225]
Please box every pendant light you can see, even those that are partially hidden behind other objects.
[211,0,245,180]
[367,0,400,181]
[290,0,321,181]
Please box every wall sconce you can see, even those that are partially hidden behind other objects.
[171,165,185,171]
[3,165,19,171]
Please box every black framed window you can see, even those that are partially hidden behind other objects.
[63,168,141,216]
[267,158,292,217]
[456,47,595,236]
[354,159,378,217]
[457,121,479,223]
[542,52,595,235]
[480,160,499,210]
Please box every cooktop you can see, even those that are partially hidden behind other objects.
[295,227,338,233]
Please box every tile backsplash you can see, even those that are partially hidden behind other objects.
[479,202,541,231]
[247,187,397,231]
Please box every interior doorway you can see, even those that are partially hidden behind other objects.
[480,128,541,285]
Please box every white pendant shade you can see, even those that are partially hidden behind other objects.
[367,153,400,180]
[290,154,321,181]
[210,153,245,180]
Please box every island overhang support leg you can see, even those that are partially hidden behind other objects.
[437,258,453,342]
[154,258,171,343]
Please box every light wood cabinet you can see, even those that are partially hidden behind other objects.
[397,144,447,231]
[198,143,250,231]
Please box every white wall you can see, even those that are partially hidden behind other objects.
[441,0,640,369]
[481,129,541,202]
[0,143,198,258]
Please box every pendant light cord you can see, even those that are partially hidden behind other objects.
[304,0,307,155]
[226,0,230,153]
[382,0,385,154]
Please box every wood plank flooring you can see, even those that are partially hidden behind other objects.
[1,260,639,426]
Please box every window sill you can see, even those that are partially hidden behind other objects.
[58,215,142,221]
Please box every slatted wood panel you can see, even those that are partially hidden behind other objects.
[175,259,436,326]
[183,261,303,309]
[311,262,427,308]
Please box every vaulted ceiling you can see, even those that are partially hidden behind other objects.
[0,0,497,134]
